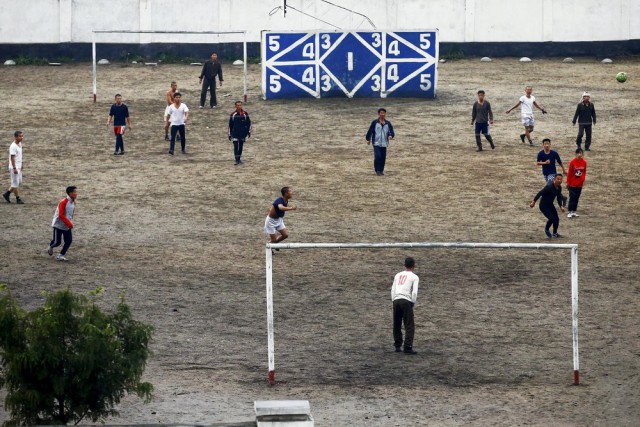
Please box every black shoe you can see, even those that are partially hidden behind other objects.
[234,161,239,166]
[2,191,10,203]
[181,150,187,154]
[552,233,565,238]
[520,134,525,143]
[16,198,24,204]
[545,230,552,238]
[168,151,174,155]
[585,148,591,151]
[376,171,382,176]
[120,151,125,155]
[489,142,495,149]
[113,152,119,156]
[403,347,417,355]
[165,134,169,141]
[395,346,402,353]
[476,147,483,151]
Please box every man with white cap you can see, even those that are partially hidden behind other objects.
[572,92,596,151]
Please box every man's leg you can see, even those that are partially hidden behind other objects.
[169,125,177,154]
[200,79,210,107]
[50,227,63,249]
[179,125,186,153]
[271,228,289,243]
[584,125,592,150]
[60,229,73,256]
[403,301,415,350]
[474,123,483,151]
[572,187,582,213]
[116,134,124,153]
[233,139,240,164]
[525,125,534,144]
[210,81,217,107]
[393,301,404,349]
[576,125,585,148]
[379,147,387,174]
[373,146,382,174]
[540,206,554,237]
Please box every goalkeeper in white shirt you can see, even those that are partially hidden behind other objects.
[391,257,420,355]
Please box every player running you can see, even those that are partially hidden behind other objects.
[264,187,297,249]
[530,174,566,238]
[506,86,547,146]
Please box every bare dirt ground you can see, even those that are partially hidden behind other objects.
[1,58,639,426]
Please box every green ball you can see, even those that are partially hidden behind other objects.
[616,72,628,83]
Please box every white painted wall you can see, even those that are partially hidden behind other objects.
[0,0,637,44]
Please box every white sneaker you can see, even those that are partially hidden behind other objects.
[56,254,67,261]
[573,212,579,217]
[47,246,53,256]
[567,212,573,218]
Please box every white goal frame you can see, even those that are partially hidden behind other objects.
[92,30,248,102]
[265,242,580,386]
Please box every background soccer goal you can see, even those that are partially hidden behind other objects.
[91,30,248,103]
[265,242,580,386]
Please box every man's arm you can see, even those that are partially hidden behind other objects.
[487,101,494,123]
[471,102,477,124]
[277,203,296,212]
[184,111,189,123]
[530,186,549,207]
[228,114,234,140]
[536,152,549,166]
[592,104,596,124]
[506,100,521,113]
[388,122,395,139]
[557,154,566,174]
[199,62,206,80]
[217,63,223,85]
[572,104,579,124]
[533,101,547,114]
[246,113,252,137]
[365,120,375,143]
[411,277,419,304]
[10,154,17,171]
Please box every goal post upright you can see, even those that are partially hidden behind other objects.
[91,30,248,103]
[265,241,580,386]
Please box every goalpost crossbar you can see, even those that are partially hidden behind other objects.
[264,242,580,386]
[91,30,248,102]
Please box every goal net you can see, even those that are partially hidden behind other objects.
[91,30,248,102]
[265,242,580,386]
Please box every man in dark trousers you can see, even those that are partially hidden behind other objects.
[572,92,596,151]
[228,100,252,165]
[365,108,395,176]
[471,89,495,151]
[107,94,132,155]
[391,257,420,354]
[199,52,223,108]
[530,174,567,238]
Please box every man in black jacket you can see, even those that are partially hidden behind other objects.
[228,101,252,165]
[530,174,567,238]
[572,92,596,151]
[199,52,224,108]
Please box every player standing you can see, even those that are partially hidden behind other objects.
[506,86,547,146]
[391,257,419,354]
[572,92,596,151]
[566,148,587,218]
[48,186,78,261]
[471,90,495,151]
[164,81,178,141]
[3,131,25,204]
[107,94,132,155]
[165,92,189,155]
[536,138,566,183]
[530,174,566,238]
[199,52,223,108]
[365,108,395,176]
[228,100,252,165]
[264,187,296,247]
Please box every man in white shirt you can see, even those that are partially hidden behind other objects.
[165,92,189,155]
[3,131,25,204]
[391,257,420,354]
[506,86,547,146]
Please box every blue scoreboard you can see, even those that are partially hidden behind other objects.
[261,30,439,99]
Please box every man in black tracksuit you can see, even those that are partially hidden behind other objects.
[572,92,596,151]
[530,174,567,238]
[228,101,252,165]
[199,52,224,108]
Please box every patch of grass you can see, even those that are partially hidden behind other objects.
[13,55,49,65]
[156,52,200,64]
[440,48,465,60]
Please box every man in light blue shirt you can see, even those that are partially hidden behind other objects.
[366,108,395,176]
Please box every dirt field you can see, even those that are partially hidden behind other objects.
[1,57,639,426]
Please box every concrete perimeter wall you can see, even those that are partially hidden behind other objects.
[1,0,639,59]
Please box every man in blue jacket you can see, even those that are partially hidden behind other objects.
[366,108,395,176]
